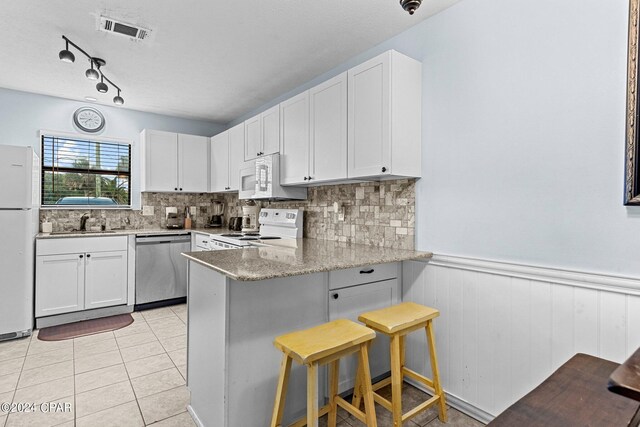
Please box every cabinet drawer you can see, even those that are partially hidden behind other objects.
[37,236,128,256]
[329,262,398,290]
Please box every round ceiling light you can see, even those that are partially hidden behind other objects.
[399,0,422,14]
[96,81,108,93]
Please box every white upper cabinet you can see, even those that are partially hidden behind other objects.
[280,91,310,185]
[228,123,244,191]
[244,105,280,161]
[347,50,422,179]
[210,131,230,192]
[210,123,244,192]
[310,72,348,183]
[280,73,349,186]
[179,134,209,192]
[141,130,209,192]
[141,130,178,192]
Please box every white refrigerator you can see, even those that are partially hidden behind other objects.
[0,145,39,341]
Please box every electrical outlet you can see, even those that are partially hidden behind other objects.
[190,206,197,215]
[142,206,154,216]
[338,212,345,221]
[166,207,177,219]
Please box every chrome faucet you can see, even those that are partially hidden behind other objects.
[80,212,90,231]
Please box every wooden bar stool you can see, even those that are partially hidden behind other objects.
[356,302,447,426]
[271,319,378,427]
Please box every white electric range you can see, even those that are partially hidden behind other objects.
[208,208,303,250]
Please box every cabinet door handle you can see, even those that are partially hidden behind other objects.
[179,188,183,191]
[86,254,91,258]
[360,268,375,274]
[332,293,339,300]
[308,176,312,181]
[304,176,308,181]
[79,254,83,259]
[381,167,387,173]
[174,187,178,191]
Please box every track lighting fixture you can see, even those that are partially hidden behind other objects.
[58,35,125,106]
[58,40,75,63]
[85,60,99,80]
[113,89,124,105]
[400,0,422,15]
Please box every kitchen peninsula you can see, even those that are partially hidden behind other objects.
[182,239,432,427]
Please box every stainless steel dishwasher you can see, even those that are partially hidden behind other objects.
[135,233,191,310]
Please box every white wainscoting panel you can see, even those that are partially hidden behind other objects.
[402,256,640,422]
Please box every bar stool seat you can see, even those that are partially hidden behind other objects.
[357,302,447,426]
[271,319,378,427]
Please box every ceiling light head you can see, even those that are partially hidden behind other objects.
[399,0,422,15]
[113,89,124,105]
[96,76,108,93]
[59,41,75,63]
[85,68,99,80]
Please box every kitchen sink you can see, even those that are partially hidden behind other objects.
[50,230,117,235]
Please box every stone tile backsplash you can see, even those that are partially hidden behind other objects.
[41,179,416,249]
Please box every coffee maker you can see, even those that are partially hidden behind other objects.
[208,201,224,228]
[242,201,260,233]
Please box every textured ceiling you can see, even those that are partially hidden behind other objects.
[0,0,459,123]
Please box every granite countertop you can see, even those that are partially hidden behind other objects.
[182,239,433,281]
[36,227,232,239]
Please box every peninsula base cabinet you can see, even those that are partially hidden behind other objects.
[35,236,128,318]
[328,263,400,393]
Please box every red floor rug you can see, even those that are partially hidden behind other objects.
[37,313,134,341]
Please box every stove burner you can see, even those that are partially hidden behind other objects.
[221,234,243,237]
[239,237,259,241]
[258,236,282,240]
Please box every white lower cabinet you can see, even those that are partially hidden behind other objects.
[84,251,128,310]
[328,264,400,393]
[36,236,128,318]
[35,253,85,317]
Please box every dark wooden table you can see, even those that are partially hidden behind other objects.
[609,347,640,403]
[488,353,640,427]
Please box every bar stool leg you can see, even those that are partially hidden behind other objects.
[426,321,447,422]
[270,354,293,427]
[307,362,319,427]
[390,335,403,427]
[328,359,340,427]
[359,343,378,427]
[351,357,363,410]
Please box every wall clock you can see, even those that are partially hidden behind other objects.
[73,107,105,133]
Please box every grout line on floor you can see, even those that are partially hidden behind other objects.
[115,314,148,426]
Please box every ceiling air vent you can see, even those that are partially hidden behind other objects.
[99,16,152,42]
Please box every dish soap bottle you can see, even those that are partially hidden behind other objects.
[184,207,192,229]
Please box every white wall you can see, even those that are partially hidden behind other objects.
[0,87,225,208]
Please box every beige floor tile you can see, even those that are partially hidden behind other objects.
[75,350,123,375]
[114,321,151,338]
[76,400,144,427]
[12,376,74,405]
[167,349,186,366]
[177,313,188,323]
[125,353,174,379]
[72,331,115,345]
[27,338,73,356]
[0,390,14,405]
[151,411,197,427]
[169,303,187,314]
[74,338,119,358]
[177,364,187,381]
[0,357,24,377]
[17,360,73,389]
[75,380,135,418]
[120,341,165,363]
[22,348,73,371]
[159,334,187,353]
[0,340,29,363]
[115,332,158,349]
[147,316,185,331]
[138,385,190,424]
[53,422,74,427]
[130,368,185,399]
[130,311,145,321]
[5,395,74,427]
[0,414,6,426]
[75,364,128,394]
[153,325,187,340]
[140,307,176,321]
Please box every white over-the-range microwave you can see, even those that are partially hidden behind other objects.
[239,154,307,201]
